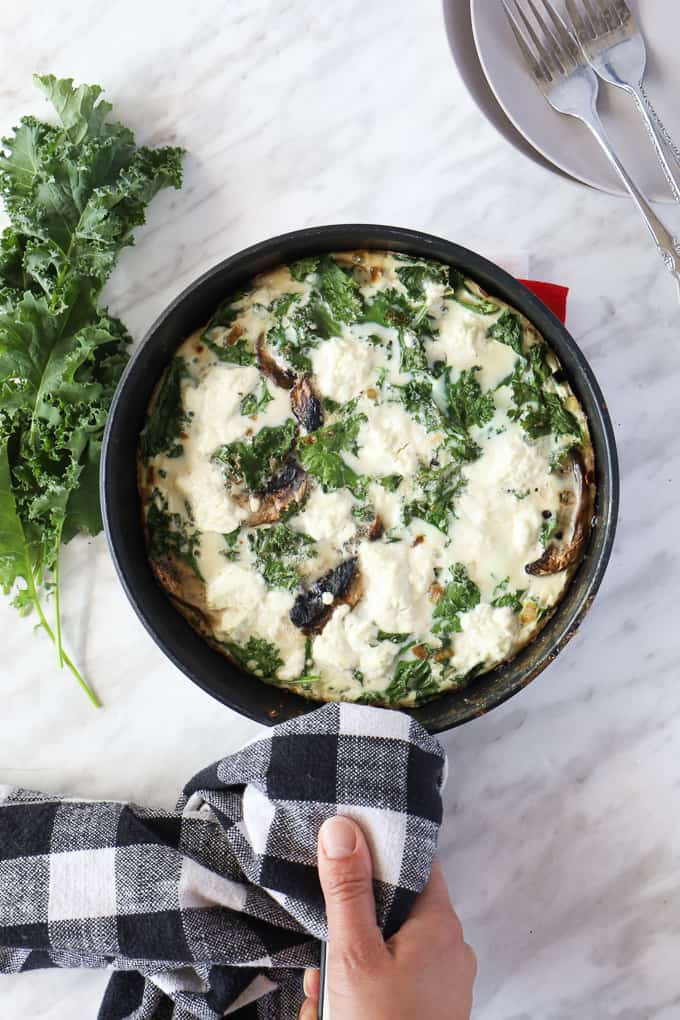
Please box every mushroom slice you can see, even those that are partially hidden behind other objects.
[246,459,308,526]
[290,557,362,635]
[525,449,594,577]
[256,333,295,390]
[291,373,324,432]
[367,515,385,541]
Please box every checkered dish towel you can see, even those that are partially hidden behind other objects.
[0,703,446,1019]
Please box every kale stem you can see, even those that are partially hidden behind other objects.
[54,542,64,668]
[25,552,100,708]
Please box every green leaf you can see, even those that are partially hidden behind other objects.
[432,563,480,636]
[34,74,114,143]
[395,257,449,300]
[240,379,273,417]
[145,490,202,579]
[248,523,315,592]
[225,635,283,678]
[376,630,410,644]
[540,516,558,547]
[290,257,320,282]
[298,409,368,497]
[0,75,186,702]
[377,473,403,492]
[213,419,296,492]
[317,257,362,323]
[487,311,524,357]
[443,367,495,432]
[221,526,242,562]
[139,356,190,460]
[385,657,438,704]
[491,578,525,613]
[403,461,466,533]
[0,438,30,599]
[362,287,426,330]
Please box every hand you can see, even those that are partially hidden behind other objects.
[299,816,476,1020]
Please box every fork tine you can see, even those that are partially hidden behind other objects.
[582,0,606,35]
[600,0,621,30]
[501,0,547,78]
[508,0,557,76]
[525,0,570,73]
[536,0,580,64]
[564,0,593,43]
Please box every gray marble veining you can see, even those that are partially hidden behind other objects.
[1,1,679,1017]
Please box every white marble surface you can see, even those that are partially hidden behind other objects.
[1,1,679,1017]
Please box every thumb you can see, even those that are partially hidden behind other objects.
[318,816,385,969]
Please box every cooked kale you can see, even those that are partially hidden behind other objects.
[248,523,316,591]
[491,578,525,612]
[240,380,273,417]
[385,657,438,704]
[487,310,524,356]
[403,461,466,532]
[146,490,202,579]
[317,257,362,322]
[290,257,320,282]
[432,563,480,637]
[224,635,283,678]
[221,527,242,562]
[298,407,368,497]
[213,419,296,492]
[139,357,190,460]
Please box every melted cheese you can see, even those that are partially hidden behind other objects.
[348,402,439,477]
[311,334,388,403]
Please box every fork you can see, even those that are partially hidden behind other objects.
[502,0,680,299]
[565,0,680,204]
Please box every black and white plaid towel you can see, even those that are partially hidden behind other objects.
[0,703,446,1019]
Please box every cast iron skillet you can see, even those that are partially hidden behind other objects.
[101,225,619,734]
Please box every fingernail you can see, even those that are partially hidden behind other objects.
[320,816,357,859]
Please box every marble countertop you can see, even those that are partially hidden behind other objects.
[2,1,679,1017]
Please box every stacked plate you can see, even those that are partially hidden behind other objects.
[444,0,679,203]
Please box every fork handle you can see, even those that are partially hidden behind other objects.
[627,83,680,204]
[579,108,680,300]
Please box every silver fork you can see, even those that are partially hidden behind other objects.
[502,0,680,300]
[565,0,680,204]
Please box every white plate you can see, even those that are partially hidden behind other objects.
[471,0,680,203]
[442,0,579,185]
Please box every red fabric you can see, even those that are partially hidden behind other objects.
[518,279,568,324]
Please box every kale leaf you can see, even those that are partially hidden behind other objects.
[317,257,362,323]
[491,578,525,612]
[403,461,466,532]
[395,256,449,300]
[224,635,283,678]
[0,75,185,703]
[377,473,403,492]
[213,419,296,492]
[440,367,495,461]
[506,347,580,440]
[432,563,480,636]
[298,408,368,497]
[248,523,316,592]
[385,657,438,704]
[240,379,273,417]
[146,491,202,580]
[139,357,190,460]
[290,257,320,282]
[487,310,524,356]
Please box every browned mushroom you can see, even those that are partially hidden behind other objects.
[525,448,594,577]
[291,373,324,432]
[256,333,295,390]
[367,515,385,541]
[333,250,384,284]
[290,558,362,635]
[245,459,308,526]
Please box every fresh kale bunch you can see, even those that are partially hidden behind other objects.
[0,75,184,704]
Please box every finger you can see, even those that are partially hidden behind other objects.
[318,816,385,969]
[303,968,320,999]
[407,858,456,923]
[299,997,318,1020]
